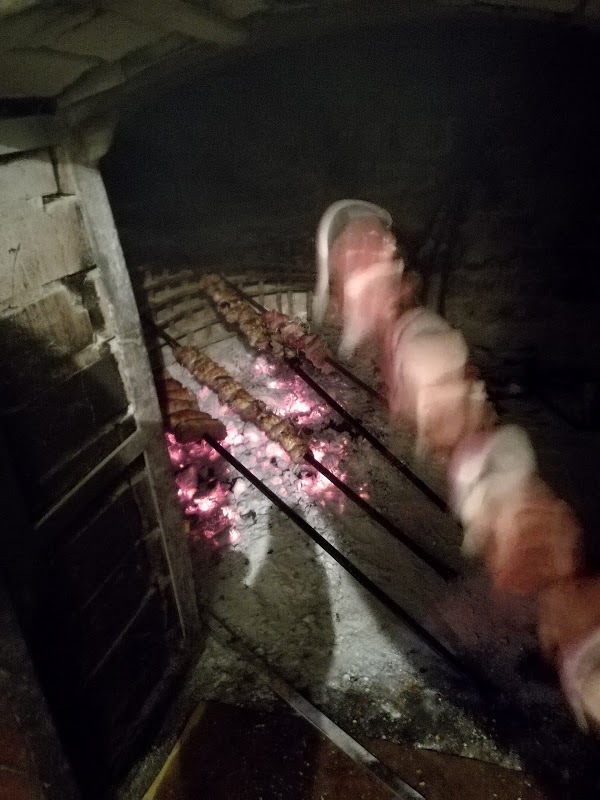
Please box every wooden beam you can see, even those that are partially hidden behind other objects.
[66,146,202,642]
[102,0,247,46]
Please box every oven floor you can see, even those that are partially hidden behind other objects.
[143,701,547,800]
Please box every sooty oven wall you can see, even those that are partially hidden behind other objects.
[0,144,199,799]
[103,12,600,400]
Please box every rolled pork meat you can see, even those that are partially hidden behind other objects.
[538,576,600,731]
[381,306,495,458]
[313,199,405,358]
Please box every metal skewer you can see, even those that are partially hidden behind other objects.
[217,275,449,513]
[205,611,428,800]
[205,434,461,669]
[149,320,455,581]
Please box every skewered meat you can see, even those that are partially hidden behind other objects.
[174,345,308,463]
[262,310,334,373]
[485,475,582,596]
[313,199,405,358]
[382,307,495,457]
[198,274,271,351]
[154,371,226,443]
[199,273,333,372]
[449,426,581,595]
[538,577,600,731]
[448,425,537,555]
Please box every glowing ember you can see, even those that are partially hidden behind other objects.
[285,396,312,415]
[166,433,237,547]
[166,342,375,548]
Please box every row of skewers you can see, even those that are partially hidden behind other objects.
[197,273,333,372]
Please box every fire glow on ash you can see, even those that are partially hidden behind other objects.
[165,351,372,545]
[166,432,238,547]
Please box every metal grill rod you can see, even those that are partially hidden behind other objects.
[205,612,428,800]
[304,451,455,581]
[291,358,448,513]
[147,319,455,581]
[205,434,462,672]
[217,275,448,513]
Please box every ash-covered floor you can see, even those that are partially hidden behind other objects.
[155,318,600,797]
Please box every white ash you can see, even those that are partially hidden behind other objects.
[163,332,582,772]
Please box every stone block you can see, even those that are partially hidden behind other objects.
[29,6,98,49]
[102,0,247,46]
[0,117,60,158]
[50,144,76,195]
[480,0,577,10]
[208,0,267,19]
[35,416,136,517]
[48,545,153,678]
[120,32,192,81]
[0,149,57,203]
[81,269,109,334]
[47,486,147,606]
[0,5,66,51]
[84,589,169,735]
[0,195,93,303]
[585,0,600,19]
[0,287,94,378]
[58,60,125,106]
[0,48,98,98]
[53,11,161,62]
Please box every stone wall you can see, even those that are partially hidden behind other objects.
[102,13,600,386]
[0,142,200,797]
[0,1,599,112]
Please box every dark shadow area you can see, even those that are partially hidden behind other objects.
[150,703,323,800]
[103,13,600,284]
[259,352,600,800]
[0,317,199,800]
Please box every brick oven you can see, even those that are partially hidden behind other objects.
[2,3,600,800]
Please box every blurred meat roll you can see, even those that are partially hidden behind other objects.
[538,577,600,731]
[449,426,582,595]
[382,307,495,458]
[313,199,406,359]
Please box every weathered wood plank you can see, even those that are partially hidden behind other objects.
[0,195,94,302]
[0,287,94,379]
[0,147,57,199]
[37,415,137,517]
[4,352,130,486]
[66,149,201,642]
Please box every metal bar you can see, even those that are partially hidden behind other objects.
[147,319,455,581]
[293,359,449,514]
[205,612,427,800]
[217,275,448,513]
[204,435,462,670]
[145,317,179,349]
[324,355,386,402]
[304,451,455,581]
